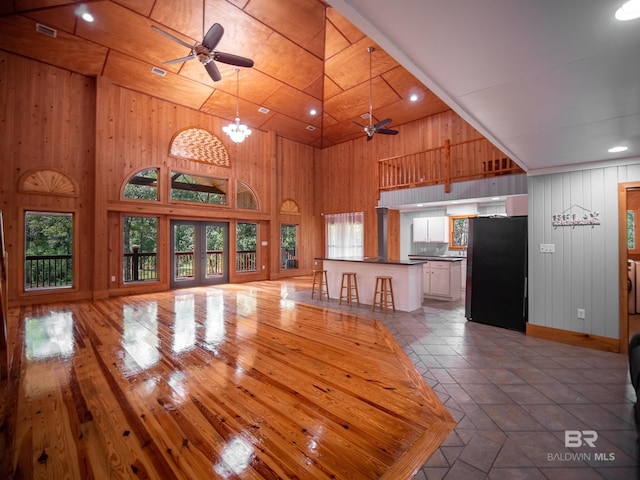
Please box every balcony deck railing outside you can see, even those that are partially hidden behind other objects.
[25,254,73,289]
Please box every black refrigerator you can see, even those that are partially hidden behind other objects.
[465,216,527,332]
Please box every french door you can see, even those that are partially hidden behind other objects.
[170,220,229,289]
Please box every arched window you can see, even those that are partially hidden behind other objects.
[236,181,258,210]
[123,168,159,201]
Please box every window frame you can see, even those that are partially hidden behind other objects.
[280,223,298,270]
[23,209,76,292]
[449,215,476,250]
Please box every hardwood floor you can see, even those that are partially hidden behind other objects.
[0,277,454,479]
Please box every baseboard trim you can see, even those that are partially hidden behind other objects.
[526,323,620,353]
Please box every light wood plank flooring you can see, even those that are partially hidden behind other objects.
[0,277,454,479]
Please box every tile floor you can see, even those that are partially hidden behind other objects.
[292,292,639,480]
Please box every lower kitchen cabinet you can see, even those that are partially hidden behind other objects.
[423,261,462,301]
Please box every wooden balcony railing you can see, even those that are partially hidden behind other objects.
[124,247,158,282]
[25,254,73,289]
[236,250,257,272]
[378,138,523,193]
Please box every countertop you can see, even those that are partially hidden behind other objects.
[407,255,465,262]
[315,257,427,266]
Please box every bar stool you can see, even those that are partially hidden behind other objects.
[339,272,360,306]
[372,276,395,312]
[311,269,329,300]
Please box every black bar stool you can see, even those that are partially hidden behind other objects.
[311,269,329,300]
[372,276,395,312]
[339,272,360,306]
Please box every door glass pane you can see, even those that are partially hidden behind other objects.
[206,225,225,278]
[236,222,257,273]
[280,224,297,269]
[24,211,73,290]
[174,224,195,281]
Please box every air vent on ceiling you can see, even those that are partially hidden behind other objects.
[258,107,270,114]
[306,125,316,131]
[35,23,57,38]
[151,66,167,77]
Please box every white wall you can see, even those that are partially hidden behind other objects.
[528,160,640,339]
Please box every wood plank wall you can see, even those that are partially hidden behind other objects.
[317,111,482,258]
[0,51,97,306]
[1,51,497,307]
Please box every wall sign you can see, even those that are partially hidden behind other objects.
[552,204,600,228]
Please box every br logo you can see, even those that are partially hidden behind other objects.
[564,430,598,448]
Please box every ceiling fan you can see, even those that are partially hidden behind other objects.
[151,23,254,82]
[354,47,399,141]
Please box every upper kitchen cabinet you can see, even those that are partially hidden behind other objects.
[413,217,449,242]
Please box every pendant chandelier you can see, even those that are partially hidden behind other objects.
[223,68,252,143]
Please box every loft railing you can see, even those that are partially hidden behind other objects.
[378,138,523,193]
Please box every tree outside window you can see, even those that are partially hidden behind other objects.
[236,222,257,272]
[24,211,73,289]
[281,224,297,269]
[123,216,158,282]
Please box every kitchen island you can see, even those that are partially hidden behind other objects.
[315,257,427,312]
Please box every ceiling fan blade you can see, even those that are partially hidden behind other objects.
[374,118,392,129]
[378,128,399,135]
[151,25,194,49]
[163,55,195,65]
[204,61,222,82]
[213,52,254,68]
[203,23,224,50]
[353,120,367,128]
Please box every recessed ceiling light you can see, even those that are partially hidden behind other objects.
[76,5,94,22]
[608,145,629,153]
[409,93,418,102]
[416,204,424,207]
[310,108,317,115]
[615,0,640,21]
[491,197,501,201]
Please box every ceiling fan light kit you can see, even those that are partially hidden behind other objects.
[223,68,252,144]
[353,47,399,141]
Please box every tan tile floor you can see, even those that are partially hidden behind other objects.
[293,292,639,480]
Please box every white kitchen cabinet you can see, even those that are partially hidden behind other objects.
[423,260,462,300]
[413,217,449,242]
[413,217,429,242]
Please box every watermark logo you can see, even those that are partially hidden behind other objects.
[546,430,616,463]
[564,430,598,448]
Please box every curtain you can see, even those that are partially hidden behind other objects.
[325,212,364,259]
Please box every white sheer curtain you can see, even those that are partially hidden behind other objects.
[325,212,364,259]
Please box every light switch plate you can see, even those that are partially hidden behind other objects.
[540,243,555,253]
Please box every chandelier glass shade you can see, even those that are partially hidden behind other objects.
[224,69,251,143]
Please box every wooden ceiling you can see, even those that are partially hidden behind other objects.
[0,0,450,148]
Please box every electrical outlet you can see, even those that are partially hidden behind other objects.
[577,308,585,319]
[111,275,116,282]
[540,243,555,253]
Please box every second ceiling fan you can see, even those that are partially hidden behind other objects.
[354,47,399,141]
